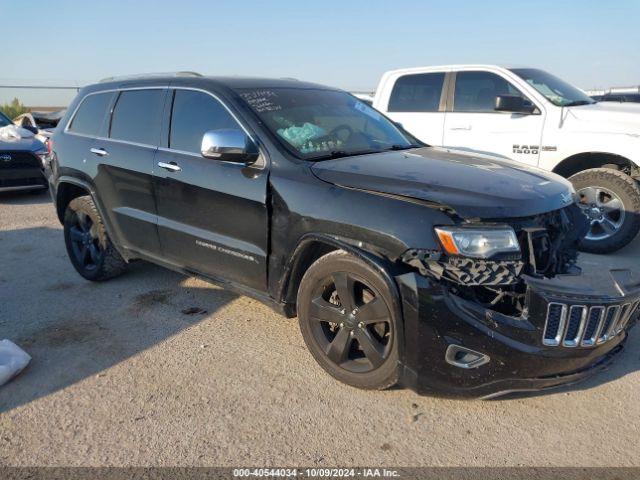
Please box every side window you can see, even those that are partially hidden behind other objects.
[453,71,529,113]
[169,90,240,154]
[388,73,445,112]
[68,92,112,136]
[109,89,165,145]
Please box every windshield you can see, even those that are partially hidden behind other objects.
[0,110,11,127]
[510,68,596,107]
[237,88,416,160]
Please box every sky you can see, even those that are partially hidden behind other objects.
[1,0,639,106]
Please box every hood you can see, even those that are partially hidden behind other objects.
[0,136,46,152]
[0,132,46,152]
[0,124,46,152]
[310,147,575,219]
[565,102,640,135]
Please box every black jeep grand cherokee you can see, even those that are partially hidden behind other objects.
[47,74,640,398]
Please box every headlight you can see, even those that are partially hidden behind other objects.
[434,226,520,259]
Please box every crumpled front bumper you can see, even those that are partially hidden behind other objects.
[395,268,640,398]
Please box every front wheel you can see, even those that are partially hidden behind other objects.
[570,168,640,254]
[297,250,400,390]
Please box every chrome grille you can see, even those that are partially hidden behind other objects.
[543,301,638,348]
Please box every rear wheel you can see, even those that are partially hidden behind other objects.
[570,168,640,254]
[297,250,400,390]
[63,195,127,281]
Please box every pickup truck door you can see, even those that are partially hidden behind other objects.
[379,72,447,146]
[153,88,268,291]
[442,71,545,167]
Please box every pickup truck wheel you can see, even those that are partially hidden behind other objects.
[569,168,640,254]
[297,250,399,390]
[63,195,127,281]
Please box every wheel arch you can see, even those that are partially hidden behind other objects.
[279,233,404,321]
[55,177,95,224]
[552,152,636,179]
[55,177,129,260]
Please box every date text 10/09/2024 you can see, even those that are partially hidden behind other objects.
[232,468,401,478]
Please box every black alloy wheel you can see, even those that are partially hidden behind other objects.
[308,271,393,373]
[68,210,103,272]
[63,195,127,281]
[297,250,400,390]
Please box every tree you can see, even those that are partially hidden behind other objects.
[0,98,29,119]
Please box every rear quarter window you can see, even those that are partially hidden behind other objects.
[68,92,113,136]
[109,89,165,146]
[388,73,445,112]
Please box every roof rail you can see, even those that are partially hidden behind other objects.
[99,71,203,83]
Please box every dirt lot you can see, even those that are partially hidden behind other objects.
[1,191,639,467]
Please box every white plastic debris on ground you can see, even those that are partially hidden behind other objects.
[0,124,36,141]
[0,340,31,386]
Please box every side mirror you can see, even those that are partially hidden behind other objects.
[495,95,536,114]
[201,129,259,164]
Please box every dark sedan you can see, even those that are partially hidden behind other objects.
[0,110,49,193]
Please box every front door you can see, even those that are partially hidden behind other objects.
[442,71,545,167]
[153,89,269,291]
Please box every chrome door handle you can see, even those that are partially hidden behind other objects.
[158,161,181,172]
[449,125,472,131]
[90,147,109,157]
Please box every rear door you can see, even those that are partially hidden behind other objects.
[91,88,167,256]
[442,71,545,166]
[153,88,269,291]
[382,72,447,146]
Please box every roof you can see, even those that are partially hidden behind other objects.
[379,64,536,76]
[85,74,335,94]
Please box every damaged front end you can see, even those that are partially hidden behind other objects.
[396,203,640,397]
[402,204,587,318]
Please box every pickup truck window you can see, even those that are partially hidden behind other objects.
[170,90,239,154]
[510,68,595,107]
[110,89,164,146]
[68,92,113,136]
[237,88,413,160]
[453,71,527,113]
[388,73,445,112]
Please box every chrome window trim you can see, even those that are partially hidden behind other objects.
[167,87,267,169]
[542,302,567,346]
[63,85,267,169]
[562,305,587,347]
[64,86,168,136]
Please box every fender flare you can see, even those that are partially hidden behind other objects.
[280,232,407,365]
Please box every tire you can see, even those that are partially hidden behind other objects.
[569,168,640,254]
[297,250,400,390]
[63,195,127,281]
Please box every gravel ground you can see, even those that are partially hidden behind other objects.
[0,190,639,467]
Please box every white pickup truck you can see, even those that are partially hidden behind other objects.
[372,65,640,253]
